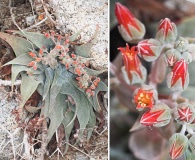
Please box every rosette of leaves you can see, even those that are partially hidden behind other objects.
[0,26,107,152]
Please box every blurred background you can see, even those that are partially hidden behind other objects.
[110,0,195,160]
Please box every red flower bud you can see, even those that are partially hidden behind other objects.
[175,102,195,124]
[86,88,91,93]
[44,33,50,38]
[137,39,161,61]
[65,39,70,44]
[86,88,92,97]
[28,61,36,67]
[169,133,188,159]
[156,18,177,43]
[71,54,76,59]
[93,81,98,87]
[115,3,145,42]
[178,107,192,122]
[65,48,69,52]
[158,18,173,37]
[76,77,81,81]
[118,44,146,84]
[28,52,36,58]
[96,78,100,82]
[75,67,82,76]
[36,57,42,62]
[57,35,61,42]
[172,60,187,88]
[90,84,96,90]
[39,49,43,55]
[141,110,165,126]
[167,59,189,91]
[140,103,171,127]
[55,45,62,49]
[51,30,55,36]
[65,64,69,69]
[33,65,37,70]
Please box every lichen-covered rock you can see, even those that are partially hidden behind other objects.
[49,0,108,70]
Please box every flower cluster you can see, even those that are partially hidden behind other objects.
[165,37,192,92]
[75,69,101,97]
[114,2,195,160]
[27,50,42,73]
[168,102,195,159]
[26,31,100,97]
[133,85,171,127]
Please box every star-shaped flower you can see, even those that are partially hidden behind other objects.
[178,107,193,123]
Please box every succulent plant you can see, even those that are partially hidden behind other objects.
[0,26,107,156]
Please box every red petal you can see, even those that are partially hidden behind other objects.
[140,109,165,126]
[118,45,142,82]
[178,107,193,122]
[171,59,188,88]
[137,40,156,57]
[134,88,153,109]
[115,3,140,37]
[158,18,173,37]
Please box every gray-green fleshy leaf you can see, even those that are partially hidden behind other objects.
[189,135,195,154]
[184,149,195,160]
[40,93,50,116]
[42,67,54,100]
[174,37,189,52]
[68,78,106,112]
[11,65,28,88]
[188,62,195,86]
[182,51,192,64]
[0,32,33,57]
[47,93,68,143]
[68,79,94,105]
[62,110,74,153]
[87,108,96,141]
[3,53,33,66]
[177,16,195,37]
[69,28,84,42]
[48,66,65,114]
[93,81,107,112]
[121,65,147,85]
[11,30,54,49]
[74,25,99,57]
[84,67,107,76]
[20,73,42,107]
[77,99,90,141]
[60,80,90,139]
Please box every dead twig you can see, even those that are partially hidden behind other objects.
[49,130,64,159]
[40,119,47,160]
[40,0,56,25]
[0,79,21,86]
